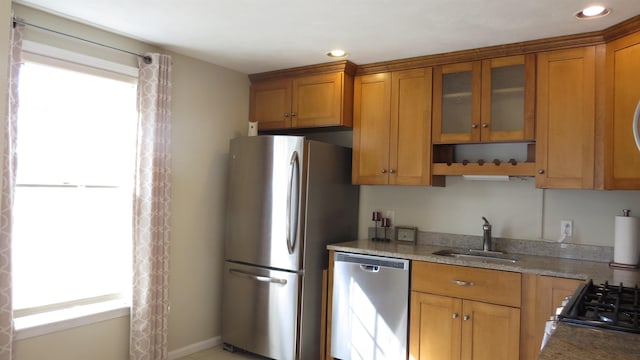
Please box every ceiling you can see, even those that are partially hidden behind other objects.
[13,0,640,75]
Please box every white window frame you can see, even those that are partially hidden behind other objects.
[12,41,138,340]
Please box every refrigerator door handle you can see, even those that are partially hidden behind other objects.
[229,268,288,285]
[633,99,640,152]
[286,150,300,255]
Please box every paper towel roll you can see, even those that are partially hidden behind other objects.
[613,215,640,266]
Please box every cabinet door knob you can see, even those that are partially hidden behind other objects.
[538,169,545,174]
[290,112,297,117]
[452,313,459,319]
[471,124,478,129]
[284,113,290,118]
[389,169,395,174]
[482,123,488,128]
[463,315,470,321]
[381,169,387,174]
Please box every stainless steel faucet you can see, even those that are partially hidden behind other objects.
[482,217,492,251]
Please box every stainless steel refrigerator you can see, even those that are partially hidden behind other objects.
[221,135,359,360]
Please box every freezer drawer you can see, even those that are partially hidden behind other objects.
[331,252,410,360]
[222,261,301,360]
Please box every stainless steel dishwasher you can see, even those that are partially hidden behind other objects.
[331,252,410,360]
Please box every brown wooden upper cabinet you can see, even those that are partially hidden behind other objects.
[249,79,291,130]
[432,55,535,144]
[352,68,440,185]
[535,46,597,189]
[249,66,354,131]
[603,31,640,189]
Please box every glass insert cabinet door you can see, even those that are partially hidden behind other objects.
[433,61,481,143]
[433,55,535,144]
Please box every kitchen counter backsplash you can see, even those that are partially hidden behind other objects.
[368,228,613,263]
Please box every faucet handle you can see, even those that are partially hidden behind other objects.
[481,217,492,251]
[482,217,491,228]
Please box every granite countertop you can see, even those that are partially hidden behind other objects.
[328,237,640,359]
[537,323,640,360]
[327,239,640,286]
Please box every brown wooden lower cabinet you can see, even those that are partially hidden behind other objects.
[410,292,520,360]
[410,292,461,359]
[520,274,583,360]
[410,261,521,360]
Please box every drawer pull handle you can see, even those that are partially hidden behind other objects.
[451,279,475,286]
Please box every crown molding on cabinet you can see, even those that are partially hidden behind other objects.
[602,14,640,42]
[356,15,640,75]
[247,15,640,80]
[355,31,605,75]
[248,60,357,83]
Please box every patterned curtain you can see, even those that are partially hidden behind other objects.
[0,22,23,360]
[130,53,172,360]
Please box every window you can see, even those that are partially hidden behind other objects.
[12,52,137,332]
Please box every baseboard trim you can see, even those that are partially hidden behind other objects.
[168,336,221,360]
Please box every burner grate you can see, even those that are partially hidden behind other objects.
[559,280,640,334]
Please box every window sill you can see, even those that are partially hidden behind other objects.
[14,300,130,340]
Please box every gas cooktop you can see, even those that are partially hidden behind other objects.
[558,280,640,334]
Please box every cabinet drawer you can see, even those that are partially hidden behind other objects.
[412,261,521,307]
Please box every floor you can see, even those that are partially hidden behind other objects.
[176,345,269,360]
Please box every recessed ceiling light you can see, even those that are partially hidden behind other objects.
[327,49,348,58]
[575,5,610,19]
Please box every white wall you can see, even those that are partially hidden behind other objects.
[358,177,640,246]
[168,50,248,351]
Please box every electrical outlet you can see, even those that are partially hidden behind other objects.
[561,220,573,237]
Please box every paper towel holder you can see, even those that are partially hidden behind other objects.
[609,208,640,269]
[610,262,640,269]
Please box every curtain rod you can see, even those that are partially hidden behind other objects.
[12,17,152,64]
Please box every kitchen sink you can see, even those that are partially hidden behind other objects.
[432,249,518,263]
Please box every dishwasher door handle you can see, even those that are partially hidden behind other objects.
[359,264,381,273]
